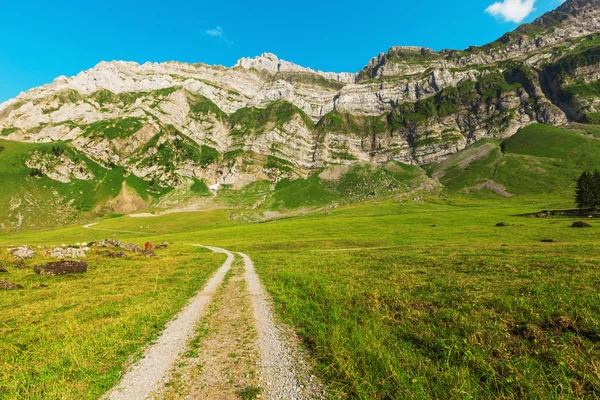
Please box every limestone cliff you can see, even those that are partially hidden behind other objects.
[0,0,598,191]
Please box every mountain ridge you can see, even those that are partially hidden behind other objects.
[1,0,600,230]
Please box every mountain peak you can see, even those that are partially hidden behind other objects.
[233,53,356,83]
[234,53,285,72]
[559,0,600,12]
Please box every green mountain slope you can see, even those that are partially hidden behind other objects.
[0,139,167,231]
[431,124,600,199]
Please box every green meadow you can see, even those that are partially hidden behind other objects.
[1,124,600,398]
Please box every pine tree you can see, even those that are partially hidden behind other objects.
[575,171,600,209]
[576,171,591,209]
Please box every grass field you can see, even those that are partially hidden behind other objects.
[2,195,600,399]
[0,244,223,399]
[2,123,600,398]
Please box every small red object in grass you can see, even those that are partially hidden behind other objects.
[145,242,152,251]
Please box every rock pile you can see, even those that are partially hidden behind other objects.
[96,239,142,252]
[50,246,90,258]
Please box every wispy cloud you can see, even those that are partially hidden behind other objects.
[485,0,536,23]
[204,26,233,45]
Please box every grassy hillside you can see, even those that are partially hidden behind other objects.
[4,122,600,231]
[431,123,600,200]
[0,139,165,232]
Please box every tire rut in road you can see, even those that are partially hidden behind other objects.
[240,252,325,400]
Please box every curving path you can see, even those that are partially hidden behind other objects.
[104,245,323,399]
[104,246,234,400]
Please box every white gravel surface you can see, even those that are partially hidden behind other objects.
[104,246,233,400]
[240,252,323,399]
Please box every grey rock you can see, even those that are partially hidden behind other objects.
[10,246,34,259]
[0,280,23,290]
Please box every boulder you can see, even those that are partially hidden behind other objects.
[34,260,88,276]
[10,246,34,259]
[571,221,592,228]
[121,242,143,252]
[0,280,22,290]
[50,247,89,258]
[142,250,157,257]
[155,242,169,249]
[96,238,122,248]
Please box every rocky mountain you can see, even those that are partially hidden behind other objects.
[1,0,600,229]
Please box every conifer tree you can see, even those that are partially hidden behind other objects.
[575,170,600,209]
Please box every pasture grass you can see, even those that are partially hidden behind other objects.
[0,244,223,399]
[4,195,595,398]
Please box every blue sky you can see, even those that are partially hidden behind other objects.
[0,0,566,103]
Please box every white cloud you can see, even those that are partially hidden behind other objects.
[205,26,233,44]
[485,0,536,23]
[206,26,225,37]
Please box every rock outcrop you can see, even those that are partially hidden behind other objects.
[0,0,598,195]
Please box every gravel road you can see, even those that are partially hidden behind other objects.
[104,246,233,400]
[104,246,323,399]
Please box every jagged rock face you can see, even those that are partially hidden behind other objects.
[25,150,94,183]
[0,0,598,192]
[235,53,356,83]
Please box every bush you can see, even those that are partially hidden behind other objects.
[30,168,43,177]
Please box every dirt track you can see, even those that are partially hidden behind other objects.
[104,245,323,399]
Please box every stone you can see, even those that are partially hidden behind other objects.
[142,250,157,257]
[96,239,142,252]
[120,242,143,252]
[34,260,88,276]
[50,247,88,258]
[10,246,34,259]
[571,221,592,228]
[0,265,6,273]
[0,280,22,290]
